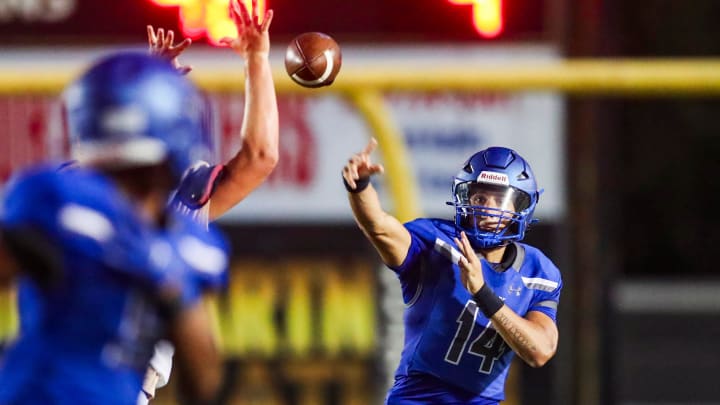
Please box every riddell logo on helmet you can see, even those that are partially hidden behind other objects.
[477,171,509,185]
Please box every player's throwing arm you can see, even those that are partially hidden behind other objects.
[342,138,412,268]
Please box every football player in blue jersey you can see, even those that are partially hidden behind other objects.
[139,2,278,402]
[0,52,229,404]
[342,139,562,405]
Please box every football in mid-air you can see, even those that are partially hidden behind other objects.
[284,32,342,88]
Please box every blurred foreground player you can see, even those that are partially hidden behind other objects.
[342,140,562,404]
[138,1,279,402]
[0,53,228,405]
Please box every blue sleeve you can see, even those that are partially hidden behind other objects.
[171,161,225,210]
[166,214,230,292]
[387,219,432,277]
[528,279,562,323]
[519,247,563,322]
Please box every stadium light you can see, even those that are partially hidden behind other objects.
[448,0,503,38]
[147,0,267,46]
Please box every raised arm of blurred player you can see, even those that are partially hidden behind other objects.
[212,0,279,219]
[342,139,412,267]
[148,0,279,220]
[454,231,558,368]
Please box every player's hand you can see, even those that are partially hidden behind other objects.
[147,25,193,75]
[219,0,273,59]
[342,138,385,190]
[454,231,486,294]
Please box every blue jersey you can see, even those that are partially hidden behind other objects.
[0,166,228,405]
[167,161,223,224]
[386,218,562,404]
[167,160,227,290]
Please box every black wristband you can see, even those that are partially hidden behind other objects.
[343,175,370,193]
[473,284,504,318]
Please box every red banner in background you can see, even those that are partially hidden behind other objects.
[0,62,565,222]
[0,96,64,183]
[0,94,320,189]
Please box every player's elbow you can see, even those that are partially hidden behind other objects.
[242,149,278,182]
[245,138,279,173]
[525,354,550,368]
[225,145,278,188]
[263,151,279,174]
[255,145,279,172]
[525,343,557,368]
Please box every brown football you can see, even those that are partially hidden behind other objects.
[284,32,342,88]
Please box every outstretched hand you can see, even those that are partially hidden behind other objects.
[342,138,385,190]
[454,231,486,295]
[219,0,273,59]
[147,25,193,75]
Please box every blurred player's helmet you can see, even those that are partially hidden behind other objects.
[450,147,540,249]
[63,51,214,182]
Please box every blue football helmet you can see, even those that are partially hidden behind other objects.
[63,51,214,182]
[450,146,540,249]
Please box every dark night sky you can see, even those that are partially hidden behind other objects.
[602,0,720,276]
